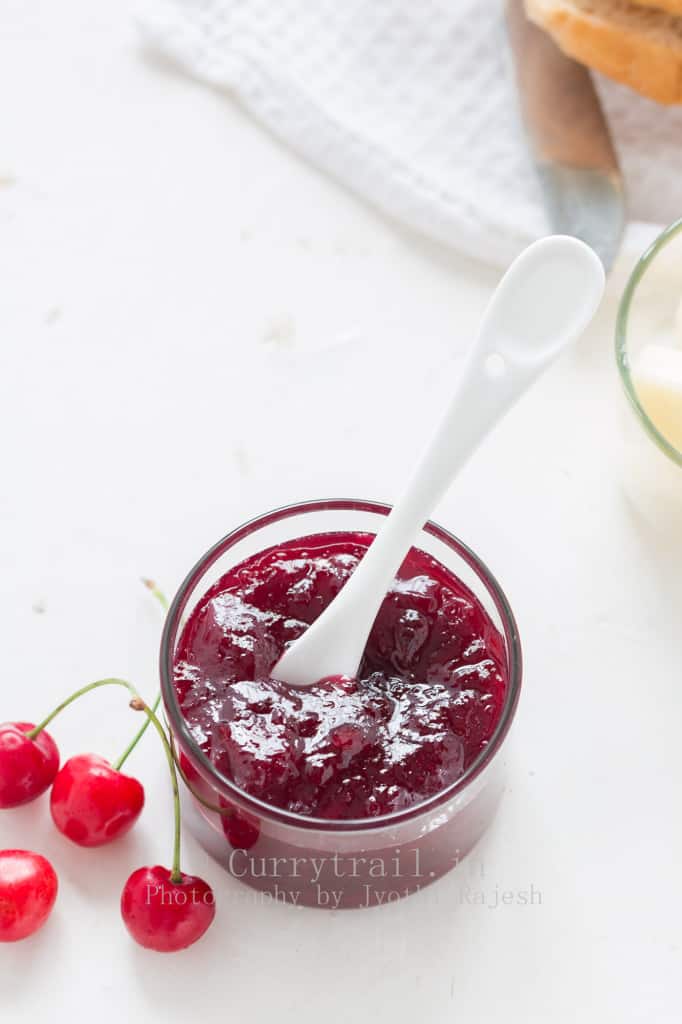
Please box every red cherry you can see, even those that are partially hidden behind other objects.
[179,752,200,783]
[50,754,144,847]
[0,849,58,942]
[121,865,215,952]
[220,799,260,850]
[0,722,60,808]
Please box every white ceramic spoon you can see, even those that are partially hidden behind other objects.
[275,235,605,687]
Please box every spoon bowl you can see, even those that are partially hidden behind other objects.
[487,235,605,362]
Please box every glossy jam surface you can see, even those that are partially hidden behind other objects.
[174,532,507,820]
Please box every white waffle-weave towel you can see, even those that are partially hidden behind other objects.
[138,0,682,266]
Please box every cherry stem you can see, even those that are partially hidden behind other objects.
[112,579,169,772]
[130,698,183,884]
[141,578,169,614]
[25,678,140,741]
[112,692,161,772]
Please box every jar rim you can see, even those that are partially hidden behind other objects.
[160,498,523,833]
[615,217,682,470]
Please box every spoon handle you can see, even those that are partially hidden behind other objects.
[311,323,546,670]
[275,236,605,685]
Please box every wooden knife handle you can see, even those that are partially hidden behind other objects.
[506,0,619,173]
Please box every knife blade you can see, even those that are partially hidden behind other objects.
[506,0,625,272]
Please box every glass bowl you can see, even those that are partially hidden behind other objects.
[160,499,522,909]
[616,218,682,524]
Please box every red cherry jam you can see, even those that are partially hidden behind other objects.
[174,532,507,820]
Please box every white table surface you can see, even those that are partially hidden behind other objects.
[1,2,681,1021]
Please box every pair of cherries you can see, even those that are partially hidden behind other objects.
[0,720,144,845]
[0,677,215,952]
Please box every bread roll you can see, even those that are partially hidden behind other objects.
[525,0,682,104]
